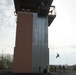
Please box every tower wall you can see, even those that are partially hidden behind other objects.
[13,12,33,73]
[32,13,49,72]
[13,12,49,73]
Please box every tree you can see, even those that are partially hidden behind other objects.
[0,56,7,70]
[5,54,13,70]
[0,54,13,70]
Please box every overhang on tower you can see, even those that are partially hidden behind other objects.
[14,0,56,26]
[14,0,53,13]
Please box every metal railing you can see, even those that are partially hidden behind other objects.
[48,6,56,15]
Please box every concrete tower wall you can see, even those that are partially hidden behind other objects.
[32,13,49,72]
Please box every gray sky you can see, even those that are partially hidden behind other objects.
[49,0,76,65]
[0,0,76,65]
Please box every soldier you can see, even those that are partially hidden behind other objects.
[56,53,60,58]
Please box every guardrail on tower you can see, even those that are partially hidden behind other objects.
[49,6,56,15]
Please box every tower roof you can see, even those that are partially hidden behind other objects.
[14,0,53,13]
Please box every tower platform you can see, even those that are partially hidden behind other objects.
[14,0,53,14]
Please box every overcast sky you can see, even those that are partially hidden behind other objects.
[49,0,76,65]
[0,0,76,65]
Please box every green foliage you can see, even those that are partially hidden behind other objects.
[0,58,7,70]
[5,54,13,70]
[0,54,13,70]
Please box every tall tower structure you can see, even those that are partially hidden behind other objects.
[13,0,56,73]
